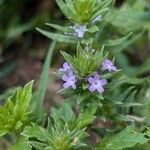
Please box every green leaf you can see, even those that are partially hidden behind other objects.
[46,23,71,33]
[111,32,143,53]
[133,58,150,76]
[35,41,56,119]
[112,1,149,32]
[9,138,32,150]
[22,118,88,150]
[94,0,112,13]
[29,141,47,150]
[105,33,132,46]
[13,81,33,117]
[88,25,99,33]
[77,111,96,128]
[55,0,79,22]
[0,81,34,136]
[95,126,148,150]
[51,102,76,123]
[22,123,49,142]
[36,28,76,43]
[145,87,150,121]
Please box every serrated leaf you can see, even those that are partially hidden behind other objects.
[77,112,96,129]
[22,123,49,142]
[9,138,32,150]
[0,81,34,136]
[95,126,148,150]
[51,102,76,123]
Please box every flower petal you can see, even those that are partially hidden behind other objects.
[62,75,68,81]
[102,59,117,72]
[89,85,95,92]
[74,25,87,38]
[100,79,107,86]
[68,71,74,76]
[112,66,117,71]
[97,86,104,93]
[63,62,69,68]
[59,68,64,72]
[94,74,100,80]
[88,77,94,84]
[72,84,76,89]
[63,82,70,89]
[92,15,102,23]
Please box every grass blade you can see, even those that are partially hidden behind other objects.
[35,41,56,119]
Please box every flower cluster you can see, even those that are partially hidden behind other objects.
[59,59,117,94]
[59,62,77,89]
[68,15,102,38]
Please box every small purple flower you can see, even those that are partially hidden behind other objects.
[73,25,88,38]
[59,62,72,73]
[92,15,102,23]
[102,59,117,72]
[88,74,107,93]
[62,71,77,89]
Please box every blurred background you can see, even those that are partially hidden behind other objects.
[0,0,55,86]
[0,0,63,103]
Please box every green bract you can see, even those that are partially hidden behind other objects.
[61,44,107,78]
[56,0,111,24]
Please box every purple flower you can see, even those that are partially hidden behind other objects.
[73,25,88,38]
[102,59,117,71]
[92,15,102,23]
[62,71,77,89]
[88,74,107,93]
[59,62,72,73]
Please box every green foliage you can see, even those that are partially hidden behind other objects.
[61,44,107,78]
[22,102,95,150]
[36,28,76,43]
[51,102,96,129]
[34,41,56,119]
[55,0,111,24]
[145,85,150,122]
[105,33,132,46]
[37,0,114,44]
[95,126,148,150]
[9,138,31,150]
[0,81,33,136]
[60,70,147,123]
[112,0,150,32]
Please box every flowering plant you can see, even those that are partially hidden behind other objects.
[0,0,150,150]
